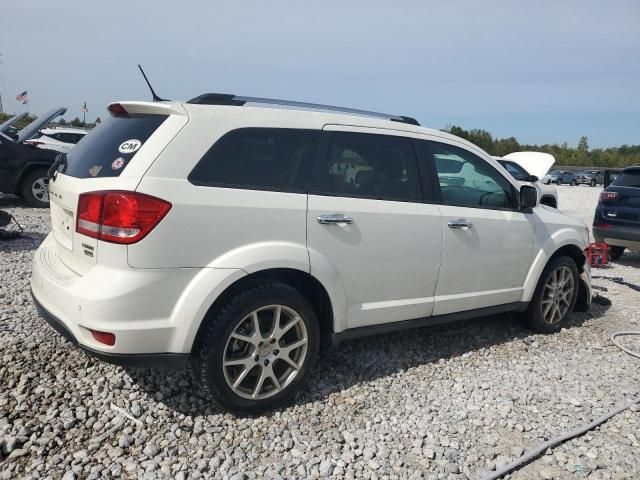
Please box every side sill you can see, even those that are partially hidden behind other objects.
[330,302,528,346]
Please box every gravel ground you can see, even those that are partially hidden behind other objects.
[1,186,639,480]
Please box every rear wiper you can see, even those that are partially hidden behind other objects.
[48,153,67,180]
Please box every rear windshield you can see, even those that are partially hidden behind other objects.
[64,114,167,178]
[612,172,640,188]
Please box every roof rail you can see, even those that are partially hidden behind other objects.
[186,93,420,126]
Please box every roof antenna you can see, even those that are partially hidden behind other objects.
[138,64,168,102]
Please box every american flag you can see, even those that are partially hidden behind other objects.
[16,91,28,104]
[81,102,88,112]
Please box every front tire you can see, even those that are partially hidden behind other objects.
[195,283,320,415]
[525,256,579,333]
[570,180,577,186]
[20,169,50,208]
[590,179,596,187]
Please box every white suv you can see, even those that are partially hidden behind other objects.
[31,95,591,413]
[25,127,88,154]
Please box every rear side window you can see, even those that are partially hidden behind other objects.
[310,131,421,202]
[612,172,640,188]
[64,114,167,178]
[189,128,320,192]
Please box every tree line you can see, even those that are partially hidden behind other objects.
[443,125,640,168]
[0,113,99,130]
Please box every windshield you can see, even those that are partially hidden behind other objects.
[612,172,640,188]
[64,114,167,178]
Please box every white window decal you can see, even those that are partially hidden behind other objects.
[118,139,142,154]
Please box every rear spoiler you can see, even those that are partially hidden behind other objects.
[108,101,187,117]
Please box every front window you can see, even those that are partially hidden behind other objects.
[500,161,530,182]
[430,142,516,209]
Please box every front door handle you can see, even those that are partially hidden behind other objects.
[447,219,473,230]
[317,214,354,225]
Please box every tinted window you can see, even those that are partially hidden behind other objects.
[310,131,420,202]
[429,142,515,209]
[189,128,320,191]
[499,160,529,181]
[65,114,167,178]
[612,171,640,188]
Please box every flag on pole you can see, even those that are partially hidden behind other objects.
[16,91,28,104]
[81,102,88,113]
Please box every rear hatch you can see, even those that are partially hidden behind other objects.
[47,102,188,274]
[599,169,640,228]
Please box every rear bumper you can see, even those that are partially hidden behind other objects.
[593,225,640,249]
[32,290,189,370]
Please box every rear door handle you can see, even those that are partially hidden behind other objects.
[447,219,473,230]
[317,214,353,225]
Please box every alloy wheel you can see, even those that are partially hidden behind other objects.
[222,305,308,400]
[541,266,575,324]
[31,177,50,202]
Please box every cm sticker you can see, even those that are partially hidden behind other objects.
[118,139,142,154]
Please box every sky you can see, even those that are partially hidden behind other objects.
[1,1,638,148]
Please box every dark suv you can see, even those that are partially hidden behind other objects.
[593,165,640,260]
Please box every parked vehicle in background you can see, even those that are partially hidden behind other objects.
[593,165,640,260]
[495,152,558,208]
[25,127,88,154]
[0,108,67,207]
[543,170,577,185]
[0,112,28,141]
[31,95,591,414]
[575,170,602,187]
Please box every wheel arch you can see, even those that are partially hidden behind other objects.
[15,162,51,195]
[190,268,336,357]
[523,239,587,303]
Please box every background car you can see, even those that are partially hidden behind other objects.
[25,127,88,154]
[593,165,640,260]
[575,170,602,186]
[0,112,30,142]
[0,107,67,207]
[495,157,558,208]
[543,170,577,185]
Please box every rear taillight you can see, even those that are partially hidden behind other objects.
[76,191,171,244]
[600,191,619,202]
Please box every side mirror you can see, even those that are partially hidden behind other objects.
[527,175,539,183]
[520,185,537,210]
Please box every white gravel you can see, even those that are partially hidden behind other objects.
[1,188,639,480]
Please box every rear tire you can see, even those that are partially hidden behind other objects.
[590,179,596,187]
[195,282,320,415]
[609,246,625,261]
[20,169,50,208]
[570,180,577,186]
[525,256,579,333]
